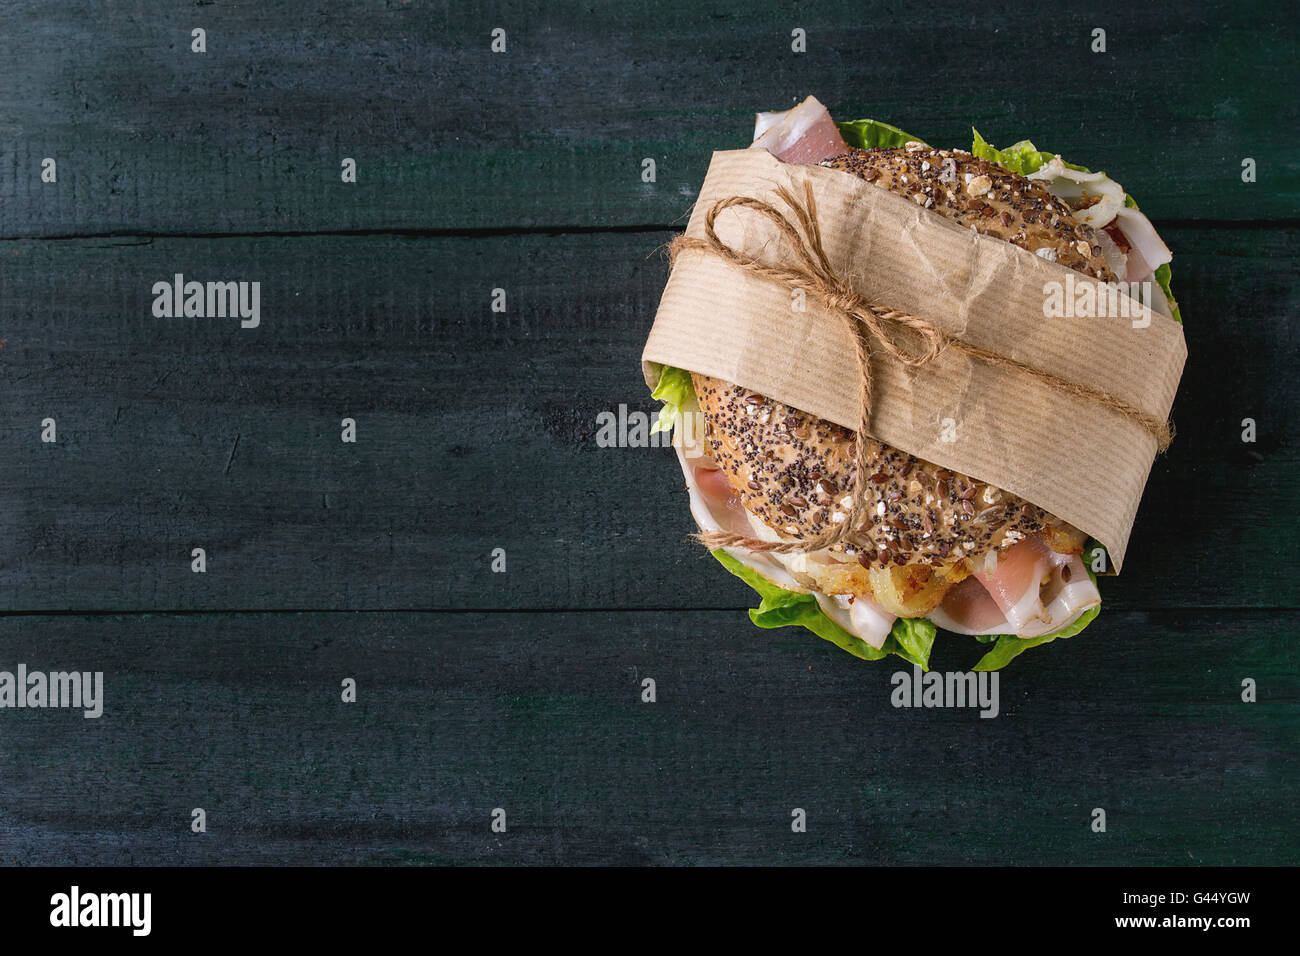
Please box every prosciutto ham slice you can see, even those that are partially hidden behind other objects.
[817,593,896,650]
[928,575,1006,634]
[1111,205,1173,284]
[929,538,1100,637]
[976,536,1057,632]
[751,95,849,165]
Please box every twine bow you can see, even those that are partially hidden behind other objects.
[667,180,1173,556]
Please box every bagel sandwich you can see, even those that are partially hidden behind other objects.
[651,97,1180,670]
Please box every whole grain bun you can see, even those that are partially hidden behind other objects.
[694,144,1097,570]
[693,373,1083,571]
[822,145,1116,280]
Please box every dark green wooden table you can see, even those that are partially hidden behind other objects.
[0,0,1295,865]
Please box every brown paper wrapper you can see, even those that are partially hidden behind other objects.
[642,148,1187,571]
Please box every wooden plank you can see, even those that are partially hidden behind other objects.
[0,608,1293,865]
[0,0,1293,875]
[0,0,1295,237]
[1,227,1295,611]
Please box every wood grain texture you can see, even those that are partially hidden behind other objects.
[0,0,1295,237]
[0,0,1295,868]
[0,609,1294,866]
[1,228,1295,611]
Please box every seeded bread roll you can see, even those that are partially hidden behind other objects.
[694,145,1098,570]
[693,374,1083,571]
[821,145,1117,280]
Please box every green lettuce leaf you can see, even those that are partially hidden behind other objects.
[972,561,1101,670]
[970,129,1092,177]
[889,616,937,671]
[711,549,887,661]
[649,365,695,434]
[1153,262,1182,324]
[711,549,938,669]
[836,118,924,150]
